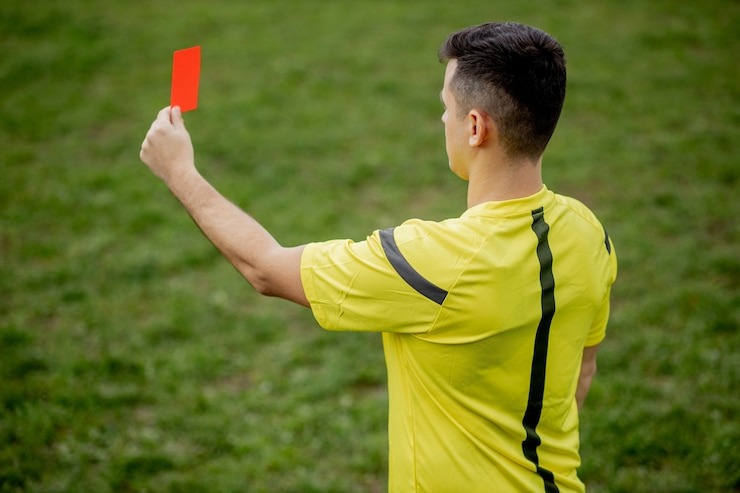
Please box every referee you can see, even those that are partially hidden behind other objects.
[141,22,617,493]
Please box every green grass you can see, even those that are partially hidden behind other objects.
[1,1,738,492]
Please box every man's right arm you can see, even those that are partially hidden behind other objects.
[140,106,309,307]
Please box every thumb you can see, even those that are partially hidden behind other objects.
[170,106,186,129]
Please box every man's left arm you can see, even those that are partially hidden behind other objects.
[140,106,308,306]
[576,344,599,410]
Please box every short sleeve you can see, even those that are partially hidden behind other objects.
[585,236,618,347]
[300,231,445,334]
[585,287,611,346]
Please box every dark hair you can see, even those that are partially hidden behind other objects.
[439,22,566,160]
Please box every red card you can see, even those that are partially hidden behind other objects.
[170,46,201,112]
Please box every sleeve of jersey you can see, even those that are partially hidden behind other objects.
[586,235,618,346]
[300,227,448,334]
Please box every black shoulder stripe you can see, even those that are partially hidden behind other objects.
[379,228,448,305]
[604,229,612,254]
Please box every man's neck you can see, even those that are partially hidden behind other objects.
[466,155,544,208]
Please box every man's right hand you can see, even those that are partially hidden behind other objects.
[140,106,196,184]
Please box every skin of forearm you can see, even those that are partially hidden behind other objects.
[165,168,280,294]
[575,361,596,410]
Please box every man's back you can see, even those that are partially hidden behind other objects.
[301,186,617,492]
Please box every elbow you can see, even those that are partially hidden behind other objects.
[231,244,305,304]
[246,267,275,297]
[253,277,279,297]
[231,257,272,296]
[240,261,284,298]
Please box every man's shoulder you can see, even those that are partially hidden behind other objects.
[551,193,606,229]
[550,192,616,263]
[391,215,489,245]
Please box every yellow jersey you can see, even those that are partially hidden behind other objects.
[300,186,617,492]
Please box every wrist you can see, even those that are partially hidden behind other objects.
[165,164,202,198]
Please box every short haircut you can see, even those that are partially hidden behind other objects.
[439,22,567,160]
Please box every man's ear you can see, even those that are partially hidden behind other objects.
[467,109,494,147]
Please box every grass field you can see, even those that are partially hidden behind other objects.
[1,1,738,492]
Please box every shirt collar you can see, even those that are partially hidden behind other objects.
[461,185,554,219]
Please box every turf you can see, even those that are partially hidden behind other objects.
[1,1,738,492]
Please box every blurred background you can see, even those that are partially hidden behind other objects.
[1,1,738,491]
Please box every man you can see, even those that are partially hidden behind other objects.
[141,22,617,493]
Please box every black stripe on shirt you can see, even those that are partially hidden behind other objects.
[379,228,448,305]
[522,207,560,493]
[604,229,612,254]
